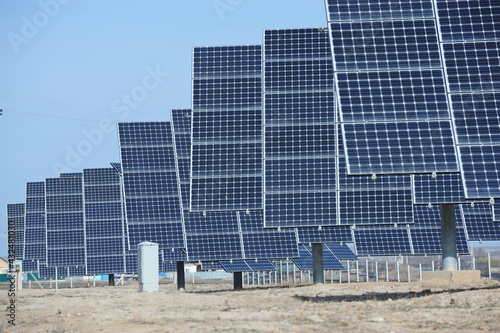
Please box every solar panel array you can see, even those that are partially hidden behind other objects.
[117,122,185,249]
[292,244,345,270]
[436,0,500,199]
[24,182,46,262]
[45,175,86,268]
[326,0,459,175]
[190,45,263,212]
[263,28,414,228]
[83,167,134,275]
[172,108,299,262]
[7,203,25,261]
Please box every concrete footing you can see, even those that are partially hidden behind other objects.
[422,270,481,282]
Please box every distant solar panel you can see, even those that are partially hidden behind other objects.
[172,109,299,262]
[117,122,185,249]
[292,244,345,270]
[45,176,86,268]
[326,0,459,175]
[200,262,223,271]
[263,28,413,228]
[461,203,500,241]
[325,244,357,260]
[7,203,25,260]
[411,205,469,255]
[83,167,134,275]
[296,226,353,244]
[190,45,263,212]
[219,260,276,273]
[24,182,46,262]
[353,225,412,256]
[437,0,500,199]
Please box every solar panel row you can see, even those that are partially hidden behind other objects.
[7,203,25,261]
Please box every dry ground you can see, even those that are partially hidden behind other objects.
[1,277,499,332]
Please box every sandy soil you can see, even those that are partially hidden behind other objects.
[1,278,499,333]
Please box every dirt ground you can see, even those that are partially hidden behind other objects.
[1,277,499,333]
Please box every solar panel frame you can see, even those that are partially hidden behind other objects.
[353,224,413,256]
[219,260,276,273]
[291,244,345,270]
[460,203,500,241]
[324,243,357,260]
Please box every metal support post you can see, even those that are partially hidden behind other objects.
[233,272,243,290]
[441,204,458,271]
[312,243,324,284]
[176,261,185,291]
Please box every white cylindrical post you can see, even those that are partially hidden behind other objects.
[366,259,369,282]
[375,262,379,282]
[488,253,492,279]
[386,261,389,282]
[356,261,359,282]
[396,261,400,283]
[419,263,422,281]
[407,264,411,282]
[472,256,476,270]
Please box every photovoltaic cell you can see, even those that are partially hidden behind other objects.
[83,167,134,275]
[291,244,345,270]
[24,182,46,272]
[297,226,353,244]
[172,109,298,262]
[190,45,263,212]
[45,176,86,268]
[493,203,500,222]
[412,173,469,204]
[437,0,500,199]
[200,262,223,271]
[263,28,413,228]
[326,0,459,175]
[117,122,185,249]
[461,203,500,241]
[7,203,25,260]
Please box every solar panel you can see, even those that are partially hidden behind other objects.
[22,260,38,272]
[461,203,500,241]
[172,109,299,262]
[493,202,500,222]
[7,203,25,260]
[291,244,345,270]
[412,173,471,204]
[190,45,263,212]
[325,243,357,260]
[263,27,413,228]
[410,205,469,255]
[117,122,185,249]
[353,225,413,256]
[200,262,223,271]
[437,0,500,199]
[24,182,46,262]
[325,0,459,175]
[45,176,86,268]
[162,248,187,263]
[110,162,122,174]
[83,167,134,275]
[296,226,353,244]
[219,260,276,273]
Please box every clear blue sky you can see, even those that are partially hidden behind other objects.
[0,0,328,257]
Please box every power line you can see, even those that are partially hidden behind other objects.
[1,108,118,124]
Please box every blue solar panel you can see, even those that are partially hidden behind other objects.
[172,109,298,262]
[437,1,500,199]
[493,202,500,222]
[291,244,345,270]
[24,182,46,262]
[411,205,469,254]
[117,122,185,249]
[110,162,122,174]
[200,262,223,271]
[219,260,276,273]
[263,28,414,227]
[162,248,187,263]
[326,0,459,175]
[412,173,471,204]
[297,226,353,244]
[83,167,134,275]
[461,203,500,241]
[325,244,357,260]
[190,45,263,212]
[45,176,86,268]
[7,203,25,260]
[38,262,65,279]
[22,260,38,272]
[353,225,412,256]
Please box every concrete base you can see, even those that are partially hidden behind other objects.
[422,270,481,282]
[139,283,159,293]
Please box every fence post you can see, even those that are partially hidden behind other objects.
[488,253,492,279]
[419,263,422,281]
[386,261,389,282]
